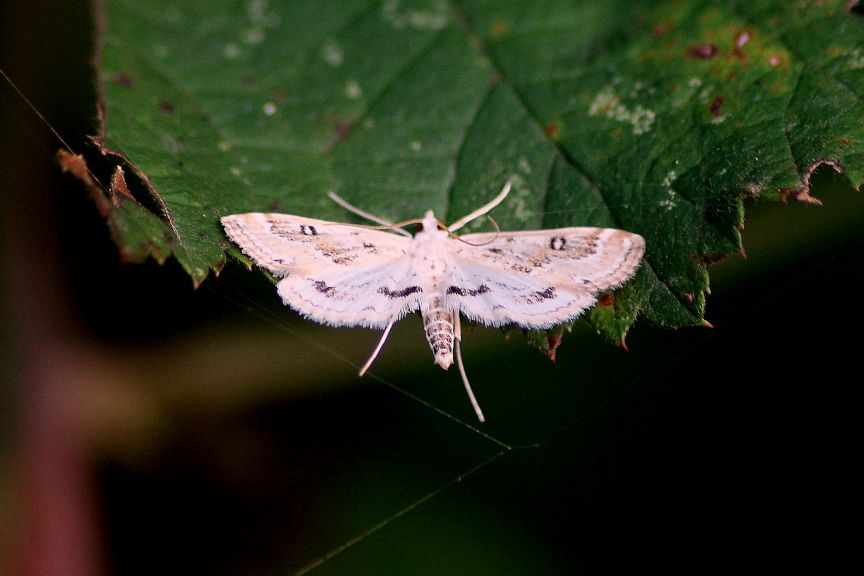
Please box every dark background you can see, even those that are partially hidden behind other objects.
[2,1,860,575]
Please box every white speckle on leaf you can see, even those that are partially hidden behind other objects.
[223,43,241,59]
[588,85,655,135]
[659,189,678,212]
[671,78,704,108]
[710,114,727,125]
[509,176,534,224]
[345,80,363,99]
[518,158,531,174]
[848,47,864,70]
[247,0,266,20]
[218,141,232,152]
[410,140,422,151]
[661,171,679,211]
[240,27,265,44]
[381,0,448,30]
[160,134,181,155]
[262,102,277,116]
[153,44,169,59]
[230,166,243,177]
[322,39,344,67]
[246,0,278,26]
[363,117,376,129]
[662,170,678,188]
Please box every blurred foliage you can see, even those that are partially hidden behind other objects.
[2,1,862,575]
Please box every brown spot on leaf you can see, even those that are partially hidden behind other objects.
[731,31,751,61]
[158,100,175,113]
[651,20,674,37]
[545,120,560,138]
[598,292,615,307]
[709,95,725,116]
[490,18,510,37]
[686,43,718,59]
[112,72,134,89]
[325,118,356,152]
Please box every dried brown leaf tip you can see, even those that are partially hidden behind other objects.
[545,327,565,362]
[110,166,136,205]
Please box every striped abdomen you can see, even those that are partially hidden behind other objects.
[422,295,454,369]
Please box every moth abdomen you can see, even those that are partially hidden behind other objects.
[422,296,454,369]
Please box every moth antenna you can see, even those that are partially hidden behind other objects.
[454,314,485,422]
[447,180,511,233]
[341,218,424,233]
[359,320,395,377]
[439,215,500,247]
[327,191,412,237]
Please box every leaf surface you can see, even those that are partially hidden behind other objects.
[92,0,864,341]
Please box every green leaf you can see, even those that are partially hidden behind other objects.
[89,0,863,343]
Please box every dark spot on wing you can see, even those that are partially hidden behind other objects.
[300,224,318,236]
[550,237,566,250]
[378,286,421,298]
[488,247,503,254]
[534,287,556,300]
[447,285,490,297]
[363,242,375,248]
[313,280,335,296]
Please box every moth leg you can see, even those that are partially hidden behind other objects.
[454,313,486,422]
[447,180,511,233]
[326,191,412,238]
[359,320,396,377]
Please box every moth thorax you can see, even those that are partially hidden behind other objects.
[422,298,454,370]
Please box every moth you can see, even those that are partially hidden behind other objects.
[221,182,645,422]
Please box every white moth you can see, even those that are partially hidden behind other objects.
[221,182,645,422]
